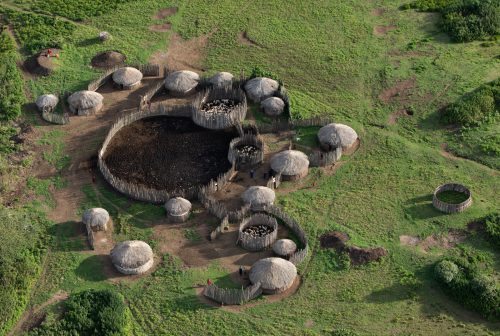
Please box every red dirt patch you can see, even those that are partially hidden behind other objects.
[320,231,349,249]
[320,231,387,265]
[238,31,259,47]
[373,25,396,36]
[152,7,178,20]
[149,23,172,32]
[24,49,59,76]
[378,77,416,104]
[399,229,467,252]
[371,8,385,16]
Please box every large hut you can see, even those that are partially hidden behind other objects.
[35,94,59,112]
[165,197,192,223]
[270,150,309,181]
[273,239,297,258]
[68,91,103,116]
[241,186,275,211]
[244,77,279,102]
[249,257,297,294]
[165,70,200,95]
[112,67,143,89]
[261,96,285,116]
[318,123,358,151]
[82,208,110,231]
[208,72,234,87]
[110,240,154,275]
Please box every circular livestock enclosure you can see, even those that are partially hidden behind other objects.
[227,133,264,167]
[238,214,278,251]
[191,86,247,129]
[98,107,237,203]
[432,183,472,213]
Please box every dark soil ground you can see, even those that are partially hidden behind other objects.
[320,231,387,265]
[91,51,127,69]
[103,116,237,191]
[24,49,59,76]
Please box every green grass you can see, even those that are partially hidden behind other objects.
[436,190,470,204]
[183,228,202,242]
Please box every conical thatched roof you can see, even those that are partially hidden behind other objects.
[270,150,309,176]
[318,123,358,150]
[244,77,279,102]
[111,240,153,275]
[208,72,233,87]
[261,96,285,116]
[249,257,297,293]
[165,197,192,216]
[82,208,110,231]
[68,91,103,110]
[165,70,200,93]
[242,186,275,210]
[273,239,297,257]
[112,67,143,86]
[35,94,59,111]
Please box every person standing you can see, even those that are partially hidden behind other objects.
[250,169,255,179]
[239,265,244,276]
[273,176,277,189]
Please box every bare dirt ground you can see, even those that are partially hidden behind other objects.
[152,7,178,20]
[388,108,413,125]
[149,23,172,32]
[371,8,385,16]
[399,229,468,252]
[373,24,396,36]
[378,77,416,104]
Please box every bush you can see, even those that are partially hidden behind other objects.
[29,289,132,336]
[25,0,134,21]
[484,212,500,246]
[441,79,499,126]
[435,260,459,283]
[0,31,25,121]
[406,0,500,42]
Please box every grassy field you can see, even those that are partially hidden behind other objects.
[0,0,499,335]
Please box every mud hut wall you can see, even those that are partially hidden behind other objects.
[432,183,472,213]
[203,282,262,305]
[85,222,95,250]
[266,173,282,190]
[228,134,264,166]
[42,108,70,125]
[308,147,342,167]
[238,214,278,251]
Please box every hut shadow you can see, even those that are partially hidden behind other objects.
[75,254,109,282]
[365,283,417,303]
[48,221,88,252]
[77,37,100,47]
[404,194,444,220]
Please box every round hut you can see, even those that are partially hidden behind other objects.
[82,208,110,231]
[91,51,126,69]
[99,31,111,41]
[165,70,200,95]
[241,186,275,211]
[112,67,143,90]
[270,150,309,181]
[261,96,285,116]
[273,239,297,258]
[165,197,192,223]
[249,257,297,294]
[244,77,279,102]
[35,94,59,112]
[318,123,358,151]
[110,240,154,275]
[208,72,234,87]
[68,91,104,116]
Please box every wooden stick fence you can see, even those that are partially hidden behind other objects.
[308,147,342,167]
[203,282,262,305]
[227,133,264,167]
[88,63,160,92]
[238,214,278,251]
[432,183,472,213]
[42,108,70,125]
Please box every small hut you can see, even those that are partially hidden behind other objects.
[208,72,234,87]
[270,150,309,181]
[35,94,59,112]
[318,123,358,151]
[110,240,154,275]
[68,91,104,116]
[273,239,297,258]
[249,257,297,294]
[165,197,192,223]
[99,31,111,41]
[112,67,143,89]
[241,186,275,211]
[244,77,279,102]
[165,70,200,95]
[261,96,285,116]
[82,208,110,231]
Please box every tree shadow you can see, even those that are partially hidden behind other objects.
[48,221,88,252]
[75,255,108,282]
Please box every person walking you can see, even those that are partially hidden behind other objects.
[239,265,244,277]
[207,278,213,286]
[273,176,277,189]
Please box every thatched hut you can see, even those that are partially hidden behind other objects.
[261,96,285,116]
[165,197,192,222]
[165,70,200,95]
[244,77,279,102]
[99,31,111,41]
[112,67,143,89]
[110,240,154,275]
[241,186,275,211]
[273,239,297,257]
[68,91,103,116]
[208,72,234,87]
[270,150,309,181]
[82,208,110,231]
[35,94,59,112]
[318,123,358,151]
[249,257,297,294]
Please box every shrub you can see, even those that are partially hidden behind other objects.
[0,32,24,121]
[484,212,500,246]
[441,79,499,126]
[435,260,459,283]
[29,289,132,336]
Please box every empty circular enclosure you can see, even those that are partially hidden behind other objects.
[432,183,472,213]
[238,214,278,251]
